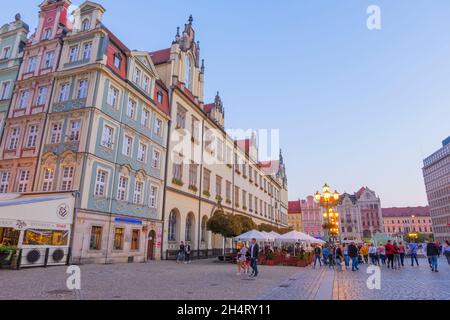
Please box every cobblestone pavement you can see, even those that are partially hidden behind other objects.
[0,258,448,300]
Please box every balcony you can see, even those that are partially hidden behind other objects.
[52,98,87,113]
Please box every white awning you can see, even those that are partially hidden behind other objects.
[234,230,272,241]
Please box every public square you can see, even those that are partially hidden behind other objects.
[0,258,449,300]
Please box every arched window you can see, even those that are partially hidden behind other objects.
[201,216,207,242]
[184,55,192,90]
[81,18,90,31]
[168,210,177,241]
[185,215,192,241]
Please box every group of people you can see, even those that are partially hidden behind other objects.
[176,241,192,264]
[313,239,450,273]
[236,238,260,278]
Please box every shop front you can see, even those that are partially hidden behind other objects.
[0,193,75,268]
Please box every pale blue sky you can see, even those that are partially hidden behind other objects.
[3,0,450,207]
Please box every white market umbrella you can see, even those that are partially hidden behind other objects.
[260,231,276,242]
[276,231,311,243]
[269,231,280,237]
[234,230,270,242]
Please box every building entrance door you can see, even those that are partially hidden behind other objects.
[147,230,156,260]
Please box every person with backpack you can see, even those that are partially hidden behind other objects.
[313,245,322,268]
[427,241,440,272]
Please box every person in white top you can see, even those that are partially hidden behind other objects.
[236,242,249,275]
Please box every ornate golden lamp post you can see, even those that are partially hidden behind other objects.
[314,183,340,243]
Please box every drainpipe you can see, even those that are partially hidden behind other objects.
[69,190,80,264]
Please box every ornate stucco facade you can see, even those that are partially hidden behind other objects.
[0,15,29,142]
[151,17,288,258]
[355,187,383,238]
[337,193,363,241]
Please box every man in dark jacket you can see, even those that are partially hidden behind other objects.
[427,241,440,272]
[249,238,260,277]
[348,242,359,271]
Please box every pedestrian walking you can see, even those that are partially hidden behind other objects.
[335,244,344,270]
[378,243,386,266]
[361,244,369,265]
[313,245,322,268]
[398,241,406,267]
[443,240,450,265]
[393,241,401,269]
[249,238,259,278]
[328,245,336,268]
[409,240,419,266]
[385,240,395,269]
[177,241,185,263]
[322,246,329,266]
[368,243,378,265]
[427,241,440,272]
[348,242,359,271]
[343,244,349,270]
[184,242,192,264]
[237,242,249,275]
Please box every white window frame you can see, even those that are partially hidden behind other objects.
[61,167,74,191]
[82,42,92,61]
[42,28,52,40]
[101,125,114,148]
[50,122,63,144]
[36,86,48,106]
[26,124,39,148]
[0,171,11,193]
[18,90,29,109]
[27,56,37,73]
[138,142,147,163]
[141,108,150,128]
[59,83,70,102]
[17,170,30,193]
[95,169,108,197]
[127,98,136,119]
[69,46,79,63]
[122,135,133,157]
[42,168,54,192]
[107,85,119,107]
[43,51,55,69]
[1,46,11,60]
[154,117,163,136]
[8,127,20,150]
[117,176,128,201]
[68,120,81,142]
[152,149,160,169]
[0,81,11,100]
[149,185,158,208]
[133,180,144,205]
[77,79,88,99]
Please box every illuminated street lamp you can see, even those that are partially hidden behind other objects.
[314,183,340,243]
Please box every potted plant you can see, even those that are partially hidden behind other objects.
[0,246,17,269]
[265,251,274,266]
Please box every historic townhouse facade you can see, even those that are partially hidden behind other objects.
[151,17,288,258]
[31,2,169,264]
[288,200,303,232]
[355,187,383,238]
[0,15,29,142]
[337,193,363,241]
[381,206,433,237]
[299,196,323,238]
[0,0,70,195]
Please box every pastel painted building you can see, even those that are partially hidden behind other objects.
[355,187,383,238]
[0,0,71,194]
[0,14,29,142]
[288,200,303,232]
[300,196,323,238]
[31,1,170,264]
[337,193,363,241]
[382,206,432,237]
[151,17,288,258]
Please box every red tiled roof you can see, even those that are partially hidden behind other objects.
[355,187,366,199]
[288,200,301,213]
[203,103,214,113]
[149,48,171,65]
[381,206,430,218]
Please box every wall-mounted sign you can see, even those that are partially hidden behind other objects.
[57,204,70,220]
[114,217,143,225]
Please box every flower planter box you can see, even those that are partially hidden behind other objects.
[0,252,13,270]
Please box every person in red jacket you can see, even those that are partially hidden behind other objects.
[385,240,395,269]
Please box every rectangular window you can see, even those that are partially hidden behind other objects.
[43,51,55,69]
[141,109,150,128]
[36,86,48,106]
[189,163,197,188]
[134,68,141,84]
[107,85,119,107]
[131,230,140,251]
[42,168,54,192]
[68,120,81,142]
[114,53,122,69]
[82,42,92,60]
[172,158,183,181]
[203,168,211,193]
[249,194,253,211]
[255,197,258,213]
[26,125,38,148]
[235,186,240,206]
[226,181,231,202]
[17,170,30,193]
[154,118,163,136]
[133,181,143,204]
[242,190,247,209]
[69,46,79,63]
[18,90,29,109]
[101,125,114,148]
[61,167,74,191]
[50,122,63,144]
[77,79,88,99]
[95,170,108,197]
[149,185,158,208]
[216,175,222,197]
[157,92,163,104]
[127,98,136,119]
[23,229,68,246]
[1,47,11,59]
[89,226,102,250]
[0,81,11,100]
[122,135,133,156]
[42,28,52,40]
[143,76,150,92]
[8,127,20,150]
[117,176,128,201]
[0,171,11,193]
[138,143,147,163]
[152,149,160,169]
[176,105,186,129]
[27,56,37,73]
[59,83,70,102]
[191,116,199,141]
[113,228,124,250]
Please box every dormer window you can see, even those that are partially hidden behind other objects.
[157,92,163,104]
[113,52,122,69]
[42,28,52,40]
[81,18,91,31]
[134,68,141,85]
